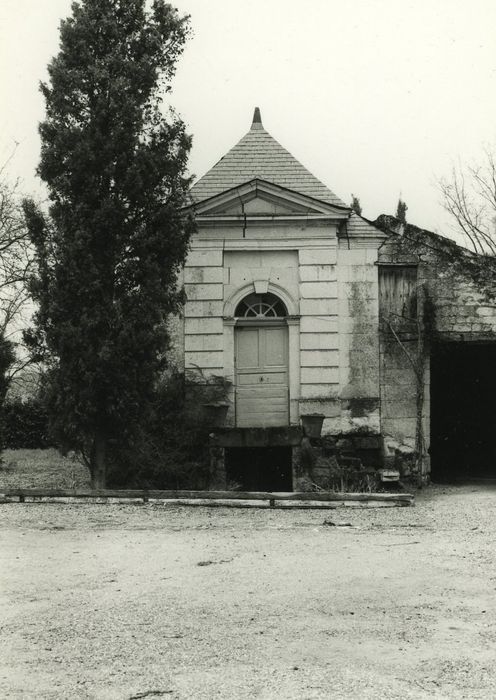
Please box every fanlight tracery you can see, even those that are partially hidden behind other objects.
[235,293,288,319]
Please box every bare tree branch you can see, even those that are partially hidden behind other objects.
[439,147,496,256]
[0,176,35,396]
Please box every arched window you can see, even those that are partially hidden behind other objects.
[235,292,288,319]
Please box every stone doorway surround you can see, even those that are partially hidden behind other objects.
[223,282,300,426]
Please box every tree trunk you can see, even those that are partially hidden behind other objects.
[90,430,107,490]
[415,362,425,487]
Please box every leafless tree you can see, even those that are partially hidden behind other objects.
[0,170,35,394]
[439,146,496,256]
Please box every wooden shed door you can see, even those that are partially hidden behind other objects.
[235,325,289,427]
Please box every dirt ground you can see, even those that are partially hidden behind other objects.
[1,485,496,699]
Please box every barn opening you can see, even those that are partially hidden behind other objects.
[430,342,496,481]
[225,446,293,491]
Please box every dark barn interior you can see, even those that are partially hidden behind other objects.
[430,342,496,481]
[225,446,293,491]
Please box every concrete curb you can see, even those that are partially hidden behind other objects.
[0,489,414,508]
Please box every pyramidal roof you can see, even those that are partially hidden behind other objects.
[189,108,347,208]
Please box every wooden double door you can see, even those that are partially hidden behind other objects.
[235,324,289,427]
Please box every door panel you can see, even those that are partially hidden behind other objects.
[235,325,289,427]
[237,373,286,386]
[264,327,286,366]
[236,328,260,369]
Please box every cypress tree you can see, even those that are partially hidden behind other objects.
[396,198,408,223]
[350,194,362,216]
[24,0,194,487]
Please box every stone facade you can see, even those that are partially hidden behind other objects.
[181,183,385,440]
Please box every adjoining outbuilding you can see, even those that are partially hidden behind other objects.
[376,215,496,482]
[171,109,496,489]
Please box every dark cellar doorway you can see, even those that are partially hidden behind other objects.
[430,342,496,481]
[225,447,293,491]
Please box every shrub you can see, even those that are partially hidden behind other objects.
[105,370,228,489]
[2,370,227,488]
[2,399,52,449]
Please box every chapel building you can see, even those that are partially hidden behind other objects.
[175,108,496,490]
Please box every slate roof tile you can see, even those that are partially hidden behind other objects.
[190,109,347,208]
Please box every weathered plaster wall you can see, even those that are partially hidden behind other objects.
[335,245,381,435]
[379,337,429,471]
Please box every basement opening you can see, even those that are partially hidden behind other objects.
[225,446,293,491]
[430,342,496,482]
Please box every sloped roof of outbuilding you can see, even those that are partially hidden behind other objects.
[347,211,385,236]
[189,108,348,208]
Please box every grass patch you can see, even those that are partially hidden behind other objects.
[0,449,90,490]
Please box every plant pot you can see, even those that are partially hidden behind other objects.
[202,402,230,427]
[300,413,325,438]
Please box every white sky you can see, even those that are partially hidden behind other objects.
[1,0,496,238]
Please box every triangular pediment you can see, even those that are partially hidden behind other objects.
[189,179,350,220]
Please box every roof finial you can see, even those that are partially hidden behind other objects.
[251,107,263,130]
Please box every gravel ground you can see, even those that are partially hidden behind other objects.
[1,484,496,699]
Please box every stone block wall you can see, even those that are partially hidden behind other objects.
[421,262,496,339]
[184,247,225,378]
[297,246,340,425]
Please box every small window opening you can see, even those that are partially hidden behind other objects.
[379,266,418,320]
